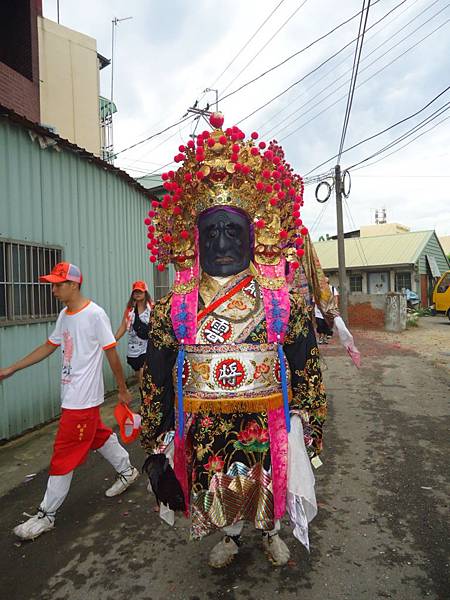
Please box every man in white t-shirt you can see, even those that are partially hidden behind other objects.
[0,262,139,541]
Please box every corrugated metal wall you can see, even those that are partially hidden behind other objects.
[0,118,154,440]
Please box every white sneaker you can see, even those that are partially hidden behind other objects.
[13,511,54,541]
[105,467,139,497]
[209,536,240,568]
[262,533,290,566]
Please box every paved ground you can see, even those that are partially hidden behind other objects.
[354,313,450,375]
[0,316,449,600]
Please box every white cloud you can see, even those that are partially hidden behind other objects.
[43,0,450,239]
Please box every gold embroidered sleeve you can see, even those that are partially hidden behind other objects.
[284,291,310,343]
[141,294,178,453]
[148,293,178,350]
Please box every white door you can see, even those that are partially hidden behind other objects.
[368,272,389,294]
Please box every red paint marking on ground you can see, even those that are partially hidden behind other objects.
[319,330,417,358]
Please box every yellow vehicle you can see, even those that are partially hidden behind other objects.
[432,270,450,319]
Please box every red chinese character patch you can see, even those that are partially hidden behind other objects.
[214,358,246,390]
[201,317,232,344]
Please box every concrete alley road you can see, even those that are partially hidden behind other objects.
[0,320,449,600]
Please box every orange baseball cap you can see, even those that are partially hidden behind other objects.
[132,280,148,292]
[114,403,142,444]
[39,262,83,284]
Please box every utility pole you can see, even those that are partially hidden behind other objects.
[334,164,348,323]
[203,88,219,111]
[186,106,213,119]
[109,16,133,163]
[314,166,351,324]
[185,105,214,137]
[184,90,219,139]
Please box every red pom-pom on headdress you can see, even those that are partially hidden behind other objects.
[144,115,305,270]
[209,112,224,128]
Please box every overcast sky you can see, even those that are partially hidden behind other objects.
[43,0,450,241]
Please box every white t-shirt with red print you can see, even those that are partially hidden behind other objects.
[48,301,117,409]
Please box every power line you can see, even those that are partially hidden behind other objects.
[343,197,370,266]
[118,163,167,175]
[116,115,195,172]
[120,156,167,165]
[309,201,331,235]
[304,84,450,175]
[263,0,443,140]
[190,114,201,139]
[352,174,450,178]
[280,12,450,146]
[260,0,423,138]
[306,30,448,321]
[121,160,176,179]
[303,170,334,187]
[113,114,194,157]
[140,160,177,178]
[216,0,383,106]
[112,0,383,161]
[345,98,450,170]
[115,116,193,175]
[189,2,288,124]
[209,0,287,91]
[344,149,447,265]
[118,130,192,168]
[337,0,372,162]
[235,0,406,125]
[353,101,450,161]
[348,109,450,170]
[119,157,170,167]
[111,2,285,164]
[221,0,309,95]
[134,113,218,177]
[131,2,287,147]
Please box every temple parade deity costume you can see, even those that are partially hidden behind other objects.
[140,113,327,567]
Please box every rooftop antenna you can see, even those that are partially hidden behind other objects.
[203,88,219,112]
[375,208,387,224]
[109,15,133,163]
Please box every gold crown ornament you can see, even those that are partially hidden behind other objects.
[144,113,308,272]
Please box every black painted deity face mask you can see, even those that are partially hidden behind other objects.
[198,208,251,277]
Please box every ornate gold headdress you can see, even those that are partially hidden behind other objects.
[144,113,308,272]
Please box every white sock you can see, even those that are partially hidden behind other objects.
[265,519,281,536]
[222,520,244,537]
[39,472,73,518]
[97,433,132,474]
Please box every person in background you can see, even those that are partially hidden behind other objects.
[115,281,153,390]
[314,301,331,344]
[315,278,338,344]
[0,262,139,541]
[325,278,339,337]
[292,237,360,367]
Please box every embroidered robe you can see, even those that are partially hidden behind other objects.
[141,269,326,539]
